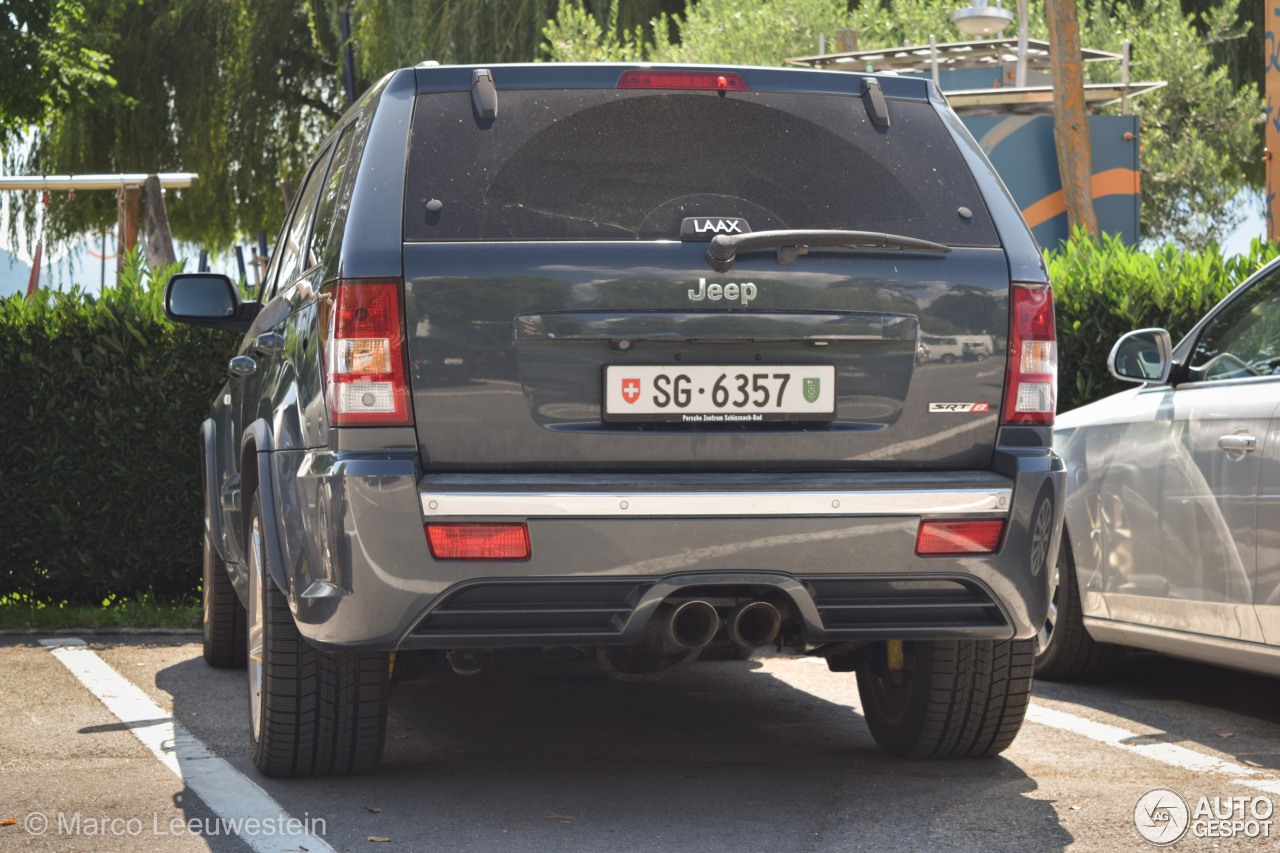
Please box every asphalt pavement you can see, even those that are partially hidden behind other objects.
[2,633,1279,852]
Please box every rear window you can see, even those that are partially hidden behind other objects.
[404,88,998,245]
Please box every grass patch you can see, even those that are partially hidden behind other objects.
[0,592,200,630]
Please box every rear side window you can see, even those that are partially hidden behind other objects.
[311,123,358,278]
[272,144,333,294]
[404,88,997,245]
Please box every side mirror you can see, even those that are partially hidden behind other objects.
[165,273,256,332]
[1108,328,1173,384]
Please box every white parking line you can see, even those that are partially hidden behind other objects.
[41,638,335,853]
[1027,702,1280,796]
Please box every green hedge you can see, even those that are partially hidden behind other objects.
[1,237,1276,605]
[1050,233,1279,413]
[1,257,236,605]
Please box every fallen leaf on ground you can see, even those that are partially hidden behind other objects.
[368,836,391,843]
[545,813,575,822]
[365,806,382,814]
[1,819,16,827]
[1218,732,1234,738]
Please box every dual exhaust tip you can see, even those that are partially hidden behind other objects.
[663,599,783,651]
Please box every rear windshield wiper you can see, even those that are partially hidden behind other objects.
[706,229,951,272]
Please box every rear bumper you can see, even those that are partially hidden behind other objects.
[272,450,1063,650]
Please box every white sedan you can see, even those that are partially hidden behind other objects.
[1039,257,1280,680]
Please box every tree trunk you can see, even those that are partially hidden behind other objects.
[1046,0,1098,238]
[25,241,42,301]
[117,186,142,273]
[142,175,178,268]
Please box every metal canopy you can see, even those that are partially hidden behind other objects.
[787,37,1163,116]
[0,173,198,191]
[945,81,1166,114]
[788,38,1121,73]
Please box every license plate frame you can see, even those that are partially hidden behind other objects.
[602,364,836,423]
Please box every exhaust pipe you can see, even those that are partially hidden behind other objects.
[446,648,488,677]
[728,600,782,649]
[596,600,717,681]
[663,600,720,650]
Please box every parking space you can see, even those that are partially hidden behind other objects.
[2,635,1278,852]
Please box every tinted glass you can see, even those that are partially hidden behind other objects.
[311,123,357,277]
[1189,266,1280,381]
[404,89,998,245]
[271,145,333,295]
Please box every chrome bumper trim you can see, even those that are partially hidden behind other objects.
[420,488,1011,518]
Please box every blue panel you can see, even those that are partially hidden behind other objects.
[901,68,1004,90]
[961,114,1140,248]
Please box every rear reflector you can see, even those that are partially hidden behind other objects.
[617,70,748,91]
[426,524,531,561]
[916,520,1005,556]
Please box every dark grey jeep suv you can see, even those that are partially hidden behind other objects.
[166,62,1064,776]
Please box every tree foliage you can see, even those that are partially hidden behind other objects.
[353,0,557,75]
[6,0,342,254]
[545,0,849,67]
[652,0,850,66]
[359,0,682,72]
[543,1,650,62]
[0,0,114,143]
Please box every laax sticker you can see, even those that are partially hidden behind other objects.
[929,402,991,413]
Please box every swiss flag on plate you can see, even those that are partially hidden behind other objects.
[621,378,641,404]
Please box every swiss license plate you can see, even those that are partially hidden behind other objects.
[603,365,835,423]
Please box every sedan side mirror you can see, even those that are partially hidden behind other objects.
[1108,328,1173,384]
[165,273,257,332]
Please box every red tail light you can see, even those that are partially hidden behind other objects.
[426,524,531,560]
[1002,284,1057,426]
[617,70,749,91]
[916,519,1005,555]
[321,279,411,426]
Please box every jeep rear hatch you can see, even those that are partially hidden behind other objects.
[399,65,1018,472]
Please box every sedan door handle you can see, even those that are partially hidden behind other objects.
[228,355,257,377]
[1218,434,1257,453]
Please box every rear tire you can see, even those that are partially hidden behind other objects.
[246,493,389,777]
[1034,536,1125,681]
[202,531,246,668]
[856,639,1033,759]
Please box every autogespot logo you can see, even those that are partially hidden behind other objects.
[1135,789,1190,845]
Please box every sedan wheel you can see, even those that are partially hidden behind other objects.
[1033,534,1124,681]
